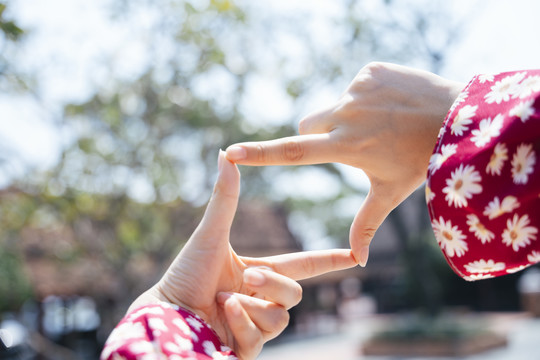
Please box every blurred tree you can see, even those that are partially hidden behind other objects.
[0,0,471,340]
[0,2,24,85]
[0,2,32,313]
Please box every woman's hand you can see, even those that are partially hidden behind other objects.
[225,62,465,266]
[129,151,357,360]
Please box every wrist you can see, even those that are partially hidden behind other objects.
[426,77,466,140]
[438,78,467,122]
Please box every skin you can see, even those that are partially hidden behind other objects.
[128,151,357,360]
[225,62,466,266]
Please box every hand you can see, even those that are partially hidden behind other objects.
[129,151,357,360]
[225,62,465,266]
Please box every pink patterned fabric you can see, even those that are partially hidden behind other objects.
[100,302,237,360]
[427,70,540,280]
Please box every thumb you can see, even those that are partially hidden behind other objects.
[349,189,395,267]
[194,150,241,242]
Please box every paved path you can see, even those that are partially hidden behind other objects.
[257,313,540,360]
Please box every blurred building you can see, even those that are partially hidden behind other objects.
[2,186,538,358]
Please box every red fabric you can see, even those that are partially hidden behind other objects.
[427,70,540,280]
[100,302,237,360]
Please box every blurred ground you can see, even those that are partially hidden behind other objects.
[258,313,540,360]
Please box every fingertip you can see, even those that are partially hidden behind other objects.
[218,149,238,172]
[215,149,240,192]
[196,151,240,238]
[222,293,262,358]
[223,294,242,317]
[358,246,370,267]
[243,268,266,287]
[225,145,247,162]
[350,229,371,267]
[216,292,232,305]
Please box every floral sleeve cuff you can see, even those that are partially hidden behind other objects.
[426,70,540,281]
[100,302,237,360]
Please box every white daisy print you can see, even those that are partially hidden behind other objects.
[515,75,540,99]
[221,346,233,353]
[428,144,458,174]
[108,322,147,342]
[451,105,477,136]
[148,317,168,332]
[486,143,508,176]
[454,90,469,106]
[478,74,494,83]
[203,341,237,360]
[506,265,530,274]
[470,114,504,148]
[466,214,495,244]
[448,90,469,113]
[425,184,435,203]
[484,72,526,104]
[483,196,520,220]
[174,333,194,351]
[511,143,536,184]
[172,318,192,337]
[164,342,182,354]
[432,216,468,258]
[127,305,165,321]
[186,316,204,332]
[443,164,482,208]
[464,274,494,281]
[464,259,505,274]
[213,353,238,360]
[510,99,535,123]
[528,250,540,263]
[128,340,154,355]
[203,341,218,356]
[437,126,447,139]
[160,301,180,311]
[502,214,538,252]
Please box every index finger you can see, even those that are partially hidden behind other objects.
[225,134,335,166]
[242,249,358,281]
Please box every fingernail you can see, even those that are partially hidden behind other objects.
[226,146,247,161]
[225,295,242,316]
[358,246,369,267]
[244,268,266,286]
[216,292,232,305]
[217,149,226,174]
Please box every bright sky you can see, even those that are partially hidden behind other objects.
[443,0,540,81]
[1,0,540,189]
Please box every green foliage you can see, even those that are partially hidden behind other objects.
[0,246,33,311]
[372,312,489,341]
[0,2,28,95]
[0,3,23,40]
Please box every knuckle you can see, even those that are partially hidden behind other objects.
[282,140,304,162]
[256,144,267,163]
[302,256,316,276]
[330,252,339,269]
[360,226,378,240]
[363,61,386,74]
[212,182,237,202]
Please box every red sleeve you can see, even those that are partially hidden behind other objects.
[100,302,237,360]
[426,70,540,281]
